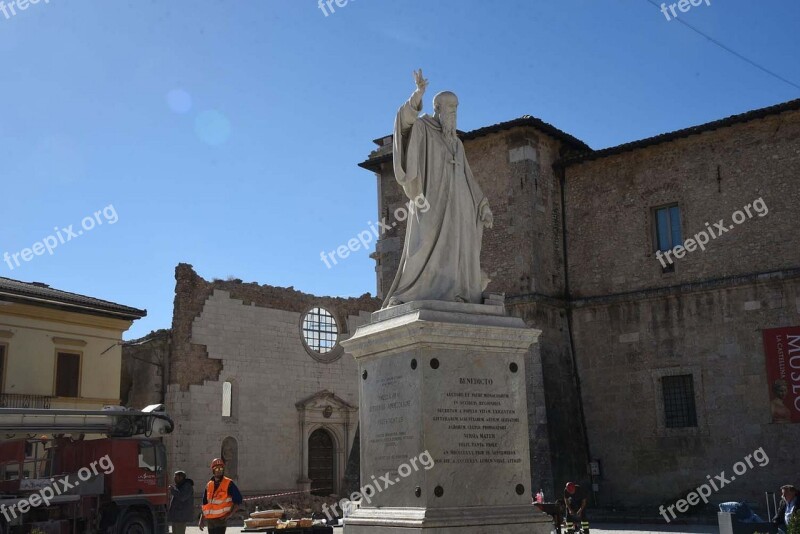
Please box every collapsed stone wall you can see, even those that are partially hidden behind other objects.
[166,263,381,495]
[170,263,380,391]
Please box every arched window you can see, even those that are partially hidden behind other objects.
[221,436,238,480]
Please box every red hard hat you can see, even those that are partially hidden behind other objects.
[211,458,225,469]
[565,482,576,494]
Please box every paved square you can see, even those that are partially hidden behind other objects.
[179,523,718,534]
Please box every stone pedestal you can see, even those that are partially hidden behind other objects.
[340,300,552,533]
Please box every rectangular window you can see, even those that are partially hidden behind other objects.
[2,464,19,481]
[138,441,157,471]
[222,381,232,417]
[55,352,81,398]
[654,204,681,272]
[662,374,697,428]
[138,440,167,486]
[23,441,52,480]
[655,205,682,252]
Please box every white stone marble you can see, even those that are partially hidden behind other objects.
[384,70,494,307]
[341,301,551,533]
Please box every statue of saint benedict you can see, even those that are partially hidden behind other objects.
[384,69,493,307]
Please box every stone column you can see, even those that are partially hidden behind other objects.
[341,300,552,533]
[296,413,312,492]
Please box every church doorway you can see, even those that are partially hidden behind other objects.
[308,429,334,496]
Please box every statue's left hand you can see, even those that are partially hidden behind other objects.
[480,204,493,229]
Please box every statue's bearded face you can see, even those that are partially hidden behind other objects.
[439,103,458,140]
[433,91,459,142]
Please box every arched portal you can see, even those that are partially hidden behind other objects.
[308,428,334,496]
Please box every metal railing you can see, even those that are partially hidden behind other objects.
[0,394,53,409]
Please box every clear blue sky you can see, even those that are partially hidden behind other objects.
[1,0,797,339]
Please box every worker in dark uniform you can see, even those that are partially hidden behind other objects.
[167,470,195,534]
[564,481,589,533]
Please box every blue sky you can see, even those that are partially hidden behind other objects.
[1,0,797,339]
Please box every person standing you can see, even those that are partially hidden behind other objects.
[564,482,589,534]
[198,458,243,534]
[167,470,194,534]
[773,484,799,534]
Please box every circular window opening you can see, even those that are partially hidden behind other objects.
[300,307,342,362]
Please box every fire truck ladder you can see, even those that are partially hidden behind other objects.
[0,404,174,438]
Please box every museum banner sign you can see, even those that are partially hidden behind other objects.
[763,326,800,424]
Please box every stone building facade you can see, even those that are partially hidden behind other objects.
[360,98,800,508]
[561,100,800,506]
[123,264,380,498]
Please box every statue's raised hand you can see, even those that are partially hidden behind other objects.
[414,69,428,95]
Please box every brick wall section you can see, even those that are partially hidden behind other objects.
[467,129,567,297]
[564,108,800,298]
[509,299,589,498]
[121,329,170,408]
[563,107,800,508]
[571,275,800,506]
[468,129,588,497]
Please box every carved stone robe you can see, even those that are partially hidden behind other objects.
[383,96,489,307]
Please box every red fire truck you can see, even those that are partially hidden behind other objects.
[0,405,174,534]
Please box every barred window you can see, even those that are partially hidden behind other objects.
[662,374,697,428]
[301,307,339,355]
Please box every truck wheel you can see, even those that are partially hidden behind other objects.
[117,511,152,534]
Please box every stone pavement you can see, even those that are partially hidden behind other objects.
[560,525,717,533]
[180,523,718,534]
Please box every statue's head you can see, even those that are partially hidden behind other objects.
[433,91,458,139]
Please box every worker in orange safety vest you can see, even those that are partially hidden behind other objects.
[198,458,243,533]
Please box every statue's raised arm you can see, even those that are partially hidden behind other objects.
[393,69,427,190]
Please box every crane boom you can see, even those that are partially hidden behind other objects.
[0,405,173,438]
